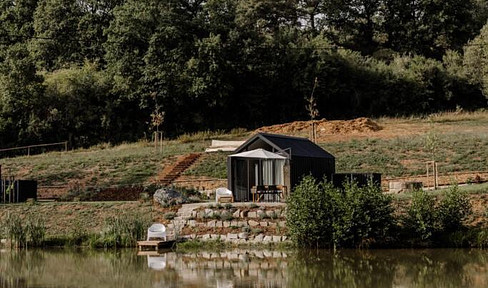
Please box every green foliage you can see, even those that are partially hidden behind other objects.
[1,213,46,248]
[286,176,334,247]
[0,0,487,147]
[4,213,26,248]
[287,176,394,248]
[91,214,151,248]
[438,185,472,232]
[403,185,472,244]
[403,190,437,242]
[332,182,394,248]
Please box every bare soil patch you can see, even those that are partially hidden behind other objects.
[255,117,383,141]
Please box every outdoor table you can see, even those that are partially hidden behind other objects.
[251,185,287,202]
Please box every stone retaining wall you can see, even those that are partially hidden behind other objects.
[167,203,289,243]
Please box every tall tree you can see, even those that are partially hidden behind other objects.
[30,0,83,70]
[324,0,385,56]
[383,0,483,59]
[464,23,488,98]
[78,0,125,64]
[0,43,45,146]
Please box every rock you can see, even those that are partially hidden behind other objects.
[282,236,287,241]
[238,221,248,227]
[238,232,249,239]
[188,220,196,227]
[202,234,211,240]
[153,188,186,206]
[233,209,241,218]
[223,221,231,228]
[216,221,223,228]
[269,222,277,228]
[231,221,238,227]
[210,234,220,240]
[227,233,238,240]
[248,211,257,218]
[207,220,216,227]
[240,211,248,218]
[272,236,281,242]
[260,222,268,227]
[255,234,264,242]
[263,236,272,242]
[279,221,286,227]
[248,220,259,227]
[183,234,196,240]
[204,209,214,217]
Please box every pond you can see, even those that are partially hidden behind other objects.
[0,248,487,287]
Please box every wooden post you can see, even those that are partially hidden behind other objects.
[65,141,68,152]
[434,162,439,190]
[426,162,429,188]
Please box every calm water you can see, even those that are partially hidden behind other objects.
[0,248,487,288]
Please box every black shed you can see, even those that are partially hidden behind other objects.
[227,133,335,202]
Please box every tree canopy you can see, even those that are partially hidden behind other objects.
[0,0,487,147]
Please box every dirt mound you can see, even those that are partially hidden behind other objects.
[255,117,382,136]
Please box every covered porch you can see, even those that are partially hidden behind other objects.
[228,149,288,202]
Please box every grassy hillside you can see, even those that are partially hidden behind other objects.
[1,111,488,191]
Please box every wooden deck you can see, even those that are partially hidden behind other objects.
[137,240,176,251]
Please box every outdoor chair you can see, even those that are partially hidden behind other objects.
[147,223,167,241]
[216,187,234,203]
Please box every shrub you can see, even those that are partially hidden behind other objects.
[287,176,395,248]
[286,176,336,248]
[438,185,471,232]
[403,190,437,241]
[332,181,394,248]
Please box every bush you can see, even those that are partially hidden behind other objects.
[403,190,437,241]
[438,185,471,232]
[286,176,335,248]
[287,176,395,248]
[332,182,394,248]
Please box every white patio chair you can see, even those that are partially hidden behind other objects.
[147,223,167,241]
[215,187,233,203]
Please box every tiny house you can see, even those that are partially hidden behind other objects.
[227,133,335,202]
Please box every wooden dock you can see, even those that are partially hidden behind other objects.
[137,240,176,251]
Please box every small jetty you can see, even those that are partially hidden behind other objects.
[137,240,176,251]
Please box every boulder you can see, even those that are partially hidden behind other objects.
[153,188,187,206]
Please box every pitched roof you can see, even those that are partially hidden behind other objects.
[229,148,287,159]
[235,133,335,159]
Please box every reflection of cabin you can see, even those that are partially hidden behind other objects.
[227,133,335,202]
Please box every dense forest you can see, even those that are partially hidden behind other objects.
[1,0,488,148]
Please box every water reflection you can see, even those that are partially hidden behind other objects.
[0,248,487,288]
